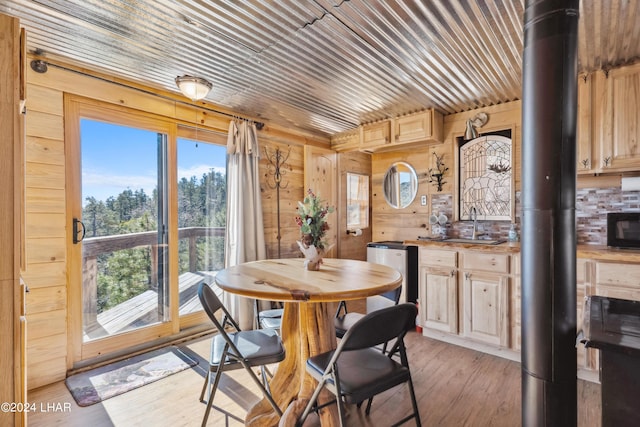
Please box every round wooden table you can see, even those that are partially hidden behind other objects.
[214,258,402,427]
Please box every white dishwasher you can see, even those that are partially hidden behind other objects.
[366,241,418,312]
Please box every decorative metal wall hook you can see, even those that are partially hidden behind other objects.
[427,152,448,192]
[264,146,291,258]
[264,146,291,190]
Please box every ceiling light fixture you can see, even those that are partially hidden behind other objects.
[175,75,212,101]
[464,112,489,140]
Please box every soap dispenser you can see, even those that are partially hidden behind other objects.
[508,223,519,242]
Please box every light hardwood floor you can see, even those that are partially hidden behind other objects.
[27,328,601,427]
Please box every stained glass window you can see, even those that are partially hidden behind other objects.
[459,135,513,221]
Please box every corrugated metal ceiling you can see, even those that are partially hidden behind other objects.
[2,0,639,137]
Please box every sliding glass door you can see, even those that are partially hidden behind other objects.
[80,119,169,342]
[66,96,228,362]
[66,97,177,360]
[176,127,227,327]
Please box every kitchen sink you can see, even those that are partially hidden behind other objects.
[442,238,506,245]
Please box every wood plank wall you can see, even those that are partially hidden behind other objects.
[0,13,24,427]
[371,101,522,242]
[260,140,305,259]
[21,56,328,389]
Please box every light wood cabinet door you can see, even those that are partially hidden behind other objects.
[511,253,521,351]
[576,74,596,174]
[360,121,391,151]
[420,265,458,333]
[594,63,640,172]
[462,271,510,347]
[576,258,599,372]
[393,109,443,145]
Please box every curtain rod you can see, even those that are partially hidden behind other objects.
[29,58,265,130]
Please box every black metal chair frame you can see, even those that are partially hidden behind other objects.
[298,303,421,427]
[197,283,285,426]
[335,285,403,354]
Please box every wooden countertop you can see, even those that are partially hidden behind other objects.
[404,239,521,254]
[576,245,640,263]
[405,239,640,262]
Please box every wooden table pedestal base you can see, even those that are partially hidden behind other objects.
[246,302,339,427]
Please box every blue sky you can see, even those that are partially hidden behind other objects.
[80,119,226,204]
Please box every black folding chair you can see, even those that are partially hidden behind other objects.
[197,283,285,426]
[298,303,421,427]
[335,285,403,354]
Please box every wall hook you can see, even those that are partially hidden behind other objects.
[427,152,448,192]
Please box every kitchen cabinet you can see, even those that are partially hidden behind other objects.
[419,248,458,333]
[576,258,597,372]
[511,253,521,351]
[577,259,640,375]
[393,109,443,146]
[330,128,359,152]
[360,120,391,151]
[461,252,510,347]
[419,246,512,350]
[414,241,640,379]
[359,109,443,153]
[335,109,444,154]
[577,73,596,174]
[594,260,640,301]
[594,62,640,172]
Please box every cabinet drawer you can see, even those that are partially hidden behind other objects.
[420,248,457,267]
[596,261,640,288]
[462,252,510,273]
[596,261,640,300]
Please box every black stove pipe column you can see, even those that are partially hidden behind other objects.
[521,1,579,426]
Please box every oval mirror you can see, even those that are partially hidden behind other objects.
[383,161,418,209]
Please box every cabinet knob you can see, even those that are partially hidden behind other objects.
[450,270,455,277]
[580,158,590,168]
[465,272,471,280]
[603,156,611,167]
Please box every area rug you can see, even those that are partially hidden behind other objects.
[65,346,199,407]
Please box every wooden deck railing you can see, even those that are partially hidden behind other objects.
[82,227,224,328]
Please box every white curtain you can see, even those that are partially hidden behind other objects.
[224,120,266,330]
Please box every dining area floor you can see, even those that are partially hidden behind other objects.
[27,323,601,427]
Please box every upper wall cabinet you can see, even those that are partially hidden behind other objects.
[577,73,596,174]
[330,128,359,152]
[394,109,443,146]
[360,109,443,153]
[360,120,391,151]
[594,62,640,172]
[331,109,444,154]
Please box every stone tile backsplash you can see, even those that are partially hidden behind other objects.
[430,187,640,245]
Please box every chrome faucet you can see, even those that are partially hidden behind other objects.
[470,206,480,239]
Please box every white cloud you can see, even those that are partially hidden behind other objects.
[82,171,157,204]
[82,165,225,205]
[177,165,225,181]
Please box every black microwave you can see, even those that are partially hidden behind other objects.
[607,212,640,249]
